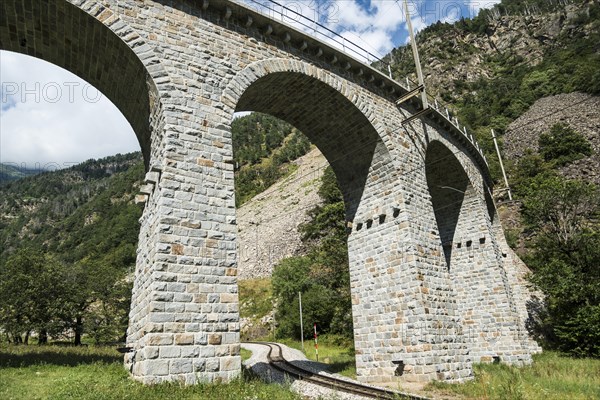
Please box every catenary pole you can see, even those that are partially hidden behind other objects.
[491,129,513,201]
[403,0,428,108]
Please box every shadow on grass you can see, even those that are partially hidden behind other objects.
[324,360,355,375]
[0,346,122,368]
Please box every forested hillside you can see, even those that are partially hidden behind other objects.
[0,153,143,260]
[233,113,311,206]
[0,163,41,183]
[0,153,144,344]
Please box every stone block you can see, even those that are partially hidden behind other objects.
[147,334,173,346]
[175,333,195,345]
[220,293,238,303]
[160,346,181,358]
[208,334,222,345]
[206,359,220,372]
[220,356,240,372]
[170,359,193,374]
[145,360,170,376]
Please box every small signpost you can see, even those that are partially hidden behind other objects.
[314,323,319,362]
[299,292,304,351]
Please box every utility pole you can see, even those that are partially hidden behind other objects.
[403,0,428,109]
[313,323,319,362]
[491,129,513,201]
[397,0,430,125]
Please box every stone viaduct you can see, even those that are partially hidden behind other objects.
[1,0,540,385]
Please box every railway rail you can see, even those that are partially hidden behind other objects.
[246,341,431,400]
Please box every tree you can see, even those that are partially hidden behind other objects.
[521,175,599,248]
[0,250,71,344]
[63,254,132,345]
[522,176,600,357]
[272,257,313,339]
[272,166,353,340]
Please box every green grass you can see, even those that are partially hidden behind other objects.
[239,278,275,341]
[0,344,301,400]
[277,335,357,379]
[238,278,273,319]
[240,348,252,361]
[425,351,600,400]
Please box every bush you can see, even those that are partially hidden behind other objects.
[538,123,592,167]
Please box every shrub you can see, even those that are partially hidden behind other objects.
[538,123,592,167]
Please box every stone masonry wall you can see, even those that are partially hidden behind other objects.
[1,0,539,385]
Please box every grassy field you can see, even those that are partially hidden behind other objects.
[0,344,301,400]
[425,351,600,400]
[3,343,598,400]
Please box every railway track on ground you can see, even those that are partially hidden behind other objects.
[246,341,431,400]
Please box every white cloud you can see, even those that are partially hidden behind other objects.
[244,0,405,62]
[321,0,406,61]
[0,51,139,169]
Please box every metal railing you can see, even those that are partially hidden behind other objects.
[239,0,389,65]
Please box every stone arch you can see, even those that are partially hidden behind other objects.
[0,0,169,168]
[425,140,479,269]
[222,58,395,221]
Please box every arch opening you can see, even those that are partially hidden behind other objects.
[0,0,155,168]
[425,141,473,269]
[229,65,393,355]
[234,71,388,222]
[0,1,152,348]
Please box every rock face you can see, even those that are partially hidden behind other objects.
[391,1,596,101]
[236,148,326,279]
[504,92,600,185]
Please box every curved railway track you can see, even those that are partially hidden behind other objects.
[246,341,431,400]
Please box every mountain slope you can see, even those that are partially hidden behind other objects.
[236,147,326,279]
[384,0,599,103]
[377,0,599,183]
[505,92,600,185]
[0,163,41,183]
[0,153,144,265]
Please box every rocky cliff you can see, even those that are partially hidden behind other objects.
[504,92,600,184]
[385,0,597,102]
[236,148,326,279]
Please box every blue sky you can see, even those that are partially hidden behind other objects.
[0,0,499,168]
